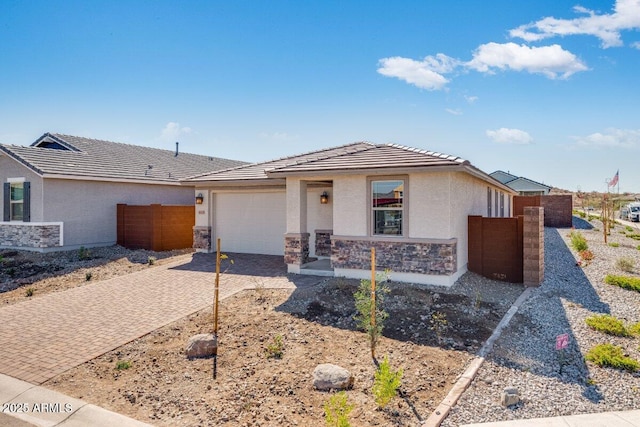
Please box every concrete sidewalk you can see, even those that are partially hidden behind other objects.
[0,373,151,426]
[461,409,640,426]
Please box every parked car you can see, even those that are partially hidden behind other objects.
[628,202,640,222]
[620,206,630,220]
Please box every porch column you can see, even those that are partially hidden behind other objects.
[193,188,212,252]
[285,178,309,272]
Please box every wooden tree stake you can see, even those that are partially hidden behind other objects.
[371,247,376,360]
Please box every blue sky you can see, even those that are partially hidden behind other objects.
[1,0,639,193]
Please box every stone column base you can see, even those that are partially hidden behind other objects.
[193,226,212,251]
[284,233,310,265]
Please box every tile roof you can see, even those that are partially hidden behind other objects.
[0,133,246,183]
[185,142,374,182]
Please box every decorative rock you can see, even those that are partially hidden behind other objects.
[313,364,354,391]
[501,387,520,407]
[185,334,217,358]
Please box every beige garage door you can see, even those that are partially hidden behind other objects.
[214,192,286,255]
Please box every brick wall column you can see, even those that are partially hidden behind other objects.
[523,206,544,286]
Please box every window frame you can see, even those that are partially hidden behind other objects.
[4,178,30,222]
[10,182,24,221]
[369,176,407,237]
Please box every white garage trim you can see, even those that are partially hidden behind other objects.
[214,191,286,255]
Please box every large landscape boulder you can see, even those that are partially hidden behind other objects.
[313,363,354,391]
[185,334,217,358]
[501,387,520,407]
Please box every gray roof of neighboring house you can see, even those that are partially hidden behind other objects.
[0,133,246,183]
[490,170,551,191]
[186,141,513,192]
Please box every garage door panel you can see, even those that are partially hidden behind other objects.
[215,192,286,255]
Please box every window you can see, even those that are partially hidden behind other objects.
[10,183,24,221]
[487,187,492,217]
[494,189,498,218]
[500,192,505,217]
[3,181,30,222]
[372,179,404,235]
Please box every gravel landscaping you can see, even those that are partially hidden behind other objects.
[443,217,640,425]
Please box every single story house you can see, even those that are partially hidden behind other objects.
[490,170,551,196]
[185,142,516,286]
[0,133,245,251]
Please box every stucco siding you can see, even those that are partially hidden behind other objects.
[42,179,193,248]
[408,172,452,239]
[333,176,367,236]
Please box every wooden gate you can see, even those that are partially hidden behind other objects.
[468,215,524,283]
[117,204,195,251]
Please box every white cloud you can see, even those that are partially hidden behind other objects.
[465,95,479,104]
[445,108,463,115]
[377,54,458,90]
[160,122,192,141]
[486,128,534,144]
[509,0,640,48]
[632,41,640,49]
[572,128,640,148]
[466,42,588,79]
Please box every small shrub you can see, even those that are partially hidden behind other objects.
[605,275,640,292]
[637,245,640,251]
[115,360,131,370]
[6,267,15,277]
[616,257,636,273]
[585,314,629,336]
[579,250,594,265]
[569,231,588,252]
[627,233,640,241]
[626,226,634,232]
[578,211,586,218]
[25,287,35,297]
[324,391,354,427]
[78,246,90,260]
[629,322,640,336]
[372,355,403,408]
[85,271,93,281]
[430,311,448,344]
[608,242,620,248]
[265,334,284,359]
[585,344,639,372]
[147,256,157,265]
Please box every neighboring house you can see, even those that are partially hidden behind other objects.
[0,133,245,251]
[185,142,516,286]
[490,170,551,196]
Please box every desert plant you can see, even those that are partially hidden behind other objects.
[616,257,636,273]
[147,256,157,265]
[605,275,640,292]
[627,233,640,241]
[78,246,90,260]
[585,344,639,372]
[115,360,131,370]
[629,322,640,336]
[626,226,634,232]
[265,334,284,359]
[608,242,620,248]
[6,267,15,277]
[578,211,586,218]
[353,272,390,359]
[25,287,35,297]
[372,355,403,408]
[324,391,354,427]
[85,271,93,281]
[585,314,629,336]
[430,311,448,344]
[637,245,640,251]
[569,231,588,252]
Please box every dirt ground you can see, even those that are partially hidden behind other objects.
[1,246,521,426]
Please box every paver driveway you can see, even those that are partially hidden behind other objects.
[0,253,323,384]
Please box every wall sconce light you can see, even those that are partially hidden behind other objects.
[320,191,329,204]
[195,193,204,205]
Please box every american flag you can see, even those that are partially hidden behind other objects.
[609,170,619,187]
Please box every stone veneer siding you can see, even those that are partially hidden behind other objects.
[284,233,309,265]
[314,229,332,257]
[523,206,544,286]
[0,223,62,248]
[193,226,212,251]
[331,236,457,275]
